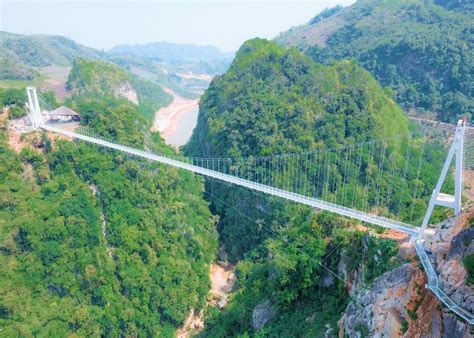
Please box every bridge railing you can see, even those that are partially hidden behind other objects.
[41,124,420,236]
[40,123,474,324]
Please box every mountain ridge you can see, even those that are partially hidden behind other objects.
[110,41,234,62]
[275,0,473,123]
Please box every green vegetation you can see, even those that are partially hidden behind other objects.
[66,58,172,122]
[0,78,43,89]
[131,75,173,121]
[0,31,105,80]
[184,39,441,336]
[199,217,400,336]
[0,50,38,80]
[276,0,473,122]
[0,87,218,335]
[0,87,28,118]
[185,36,459,335]
[463,253,474,285]
[66,58,129,97]
[186,38,445,261]
[400,318,409,334]
[347,235,400,286]
[1,3,468,334]
[407,309,418,321]
[0,87,60,119]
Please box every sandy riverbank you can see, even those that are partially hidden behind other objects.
[152,88,199,145]
[176,71,213,81]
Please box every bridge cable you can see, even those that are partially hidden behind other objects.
[203,177,349,286]
[409,138,426,223]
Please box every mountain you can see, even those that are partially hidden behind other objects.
[186,38,426,260]
[184,37,470,337]
[66,58,172,122]
[275,0,473,123]
[110,41,234,62]
[0,32,226,101]
[0,76,217,336]
[184,38,450,336]
[0,31,105,80]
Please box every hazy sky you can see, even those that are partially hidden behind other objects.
[1,1,355,52]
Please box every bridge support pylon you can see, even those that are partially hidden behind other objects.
[418,118,466,239]
[26,87,43,128]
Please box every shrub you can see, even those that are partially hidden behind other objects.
[8,105,27,119]
[463,253,474,285]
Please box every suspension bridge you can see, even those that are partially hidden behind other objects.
[26,87,474,324]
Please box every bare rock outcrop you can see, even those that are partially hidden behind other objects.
[339,263,421,337]
[339,211,474,338]
[439,228,474,313]
[116,82,139,105]
[252,301,276,331]
[428,221,474,314]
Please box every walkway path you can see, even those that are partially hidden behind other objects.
[39,123,473,324]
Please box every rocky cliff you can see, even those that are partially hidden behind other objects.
[339,210,474,337]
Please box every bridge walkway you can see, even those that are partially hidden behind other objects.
[40,123,474,324]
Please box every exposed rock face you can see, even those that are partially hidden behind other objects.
[208,263,235,310]
[442,313,472,338]
[117,82,139,105]
[339,263,421,337]
[448,228,474,259]
[339,212,474,338]
[429,224,474,314]
[252,301,276,331]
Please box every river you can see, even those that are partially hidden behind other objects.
[166,107,199,147]
[152,88,200,147]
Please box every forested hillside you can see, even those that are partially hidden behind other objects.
[0,71,218,335]
[186,38,443,260]
[185,38,449,335]
[66,58,172,122]
[276,0,473,123]
[0,31,229,101]
[0,31,105,80]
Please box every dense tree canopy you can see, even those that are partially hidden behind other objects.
[186,38,445,261]
[185,39,450,335]
[277,0,473,122]
[0,80,217,335]
[66,58,172,123]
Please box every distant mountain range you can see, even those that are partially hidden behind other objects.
[110,42,234,62]
[0,31,233,100]
[275,0,473,122]
[0,31,233,80]
[0,31,106,80]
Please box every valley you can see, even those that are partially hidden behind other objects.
[0,0,473,337]
[152,88,200,146]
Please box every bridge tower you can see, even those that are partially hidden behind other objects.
[418,118,467,238]
[26,87,43,128]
